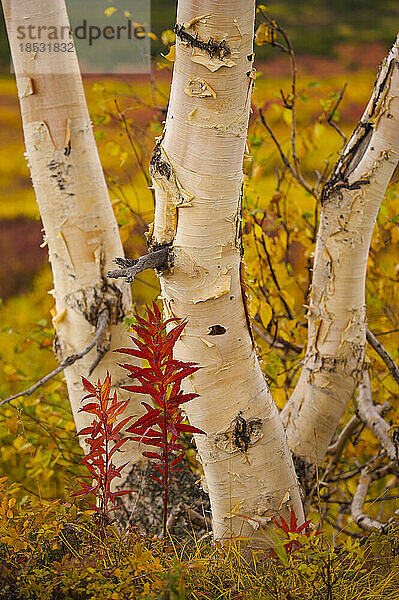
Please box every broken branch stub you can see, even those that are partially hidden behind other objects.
[108,246,172,283]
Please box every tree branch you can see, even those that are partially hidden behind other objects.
[0,308,109,407]
[318,386,390,496]
[107,246,171,283]
[252,321,303,354]
[357,369,397,461]
[366,328,399,385]
[326,414,360,459]
[351,464,397,532]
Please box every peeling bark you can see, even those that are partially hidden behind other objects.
[150,0,303,546]
[282,37,399,481]
[2,0,143,474]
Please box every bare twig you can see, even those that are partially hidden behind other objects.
[366,328,399,385]
[114,99,155,202]
[107,246,171,283]
[258,109,294,170]
[258,108,316,197]
[375,328,399,337]
[325,83,348,146]
[0,308,109,408]
[253,218,295,319]
[253,321,303,354]
[317,396,389,502]
[257,11,317,199]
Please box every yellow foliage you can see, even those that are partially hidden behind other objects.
[104,7,117,17]
[255,22,277,45]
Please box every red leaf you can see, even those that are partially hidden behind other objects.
[111,415,136,436]
[100,373,112,400]
[142,451,162,460]
[170,454,184,467]
[290,509,297,531]
[92,420,103,438]
[81,377,97,394]
[274,515,289,534]
[123,384,161,400]
[109,437,129,459]
[78,402,100,415]
[110,489,137,497]
[169,392,200,406]
[114,348,147,360]
[150,476,165,488]
[153,463,166,475]
[126,408,162,432]
[76,426,93,437]
[297,519,312,534]
[175,423,206,435]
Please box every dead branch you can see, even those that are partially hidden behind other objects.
[256,12,321,198]
[326,414,360,458]
[351,465,397,532]
[357,369,396,461]
[366,328,399,385]
[108,246,171,283]
[0,308,109,408]
[316,395,389,505]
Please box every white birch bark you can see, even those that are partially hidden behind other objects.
[2,0,142,468]
[150,0,303,544]
[281,37,399,483]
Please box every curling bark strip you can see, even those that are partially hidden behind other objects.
[282,37,399,485]
[150,0,303,544]
[2,0,142,469]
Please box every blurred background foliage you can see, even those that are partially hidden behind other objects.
[0,1,398,540]
[2,0,399,70]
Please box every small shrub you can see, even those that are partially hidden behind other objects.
[117,301,205,538]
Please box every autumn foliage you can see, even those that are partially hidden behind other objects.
[72,373,135,533]
[117,302,205,537]
[273,509,322,555]
[73,303,205,538]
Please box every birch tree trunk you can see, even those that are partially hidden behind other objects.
[281,37,399,489]
[2,0,142,469]
[149,0,303,545]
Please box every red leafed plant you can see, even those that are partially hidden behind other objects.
[274,509,322,554]
[72,372,135,536]
[116,301,205,538]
